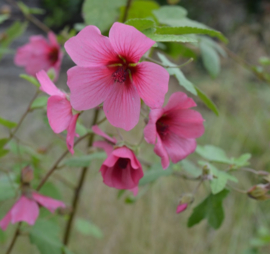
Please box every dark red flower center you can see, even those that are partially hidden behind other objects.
[48,47,59,65]
[117,158,130,169]
[156,119,169,138]
[112,67,128,83]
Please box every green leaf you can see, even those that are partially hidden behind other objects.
[0,117,17,129]
[200,40,220,78]
[75,122,92,136]
[179,159,201,177]
[120,1,159,21]
[146,33,197,43]
[9,140,42,160]
[0,230,6,243]
[0,175,17,201]
[161,42,197,59]
[20,74,40,87]
[75,218,103,239]
[82,0,126,32]
[194,87,219,116]
[188,189,229,229]
[231,153,251,168]
[196,145,231,164]
[0,149,9,158]
[0,14,9,24]
[139,163,173,186]
[157,53,197,95]
[259,56,270,66]
[64,152,106,167]
[125,18,155,31]
[200,37,227,57]
[38,182,62,200]
[29,219,62,254]
[31,96,48,109]
[0,138,8,149]
[152,6,187,25]
[17,1,30,15]
[155,26,227,43]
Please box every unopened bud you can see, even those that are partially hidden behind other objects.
[247,184,270,201]
[176,193,194,214]
[21,166,34,184]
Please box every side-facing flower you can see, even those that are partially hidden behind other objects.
[65,22,169,131]
[15,32,63,80]
[0,192,65,230]
[36,70,79,154]
[92,125,144,190]
[144,92,205,169]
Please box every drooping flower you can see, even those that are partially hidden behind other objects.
[15,32,63,80]
[65,22,169,131]
[92,125,144,190]
[0,192,65,230]
[36,70,79,154]
[144,92,205,169]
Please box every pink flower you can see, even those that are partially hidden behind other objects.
[92,125,144,190]
[65,22,169,131]
[176,203,188,214]
[0,193,65,230]
[144,92,205,169]
[15,32,63,80]
[36,70,79,154]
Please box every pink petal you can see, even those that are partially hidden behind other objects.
[47,95,73,133]
[67,66,114,111]
[154,135,170,169]
[163,109,205,139]
[164,92,197,112]
[0,211,12,231]
[109,22,155,63]
[112,147,141,169]
[176,203,188,214]
[66,114,79,154]
[103,81,141,131]
[32,192,66,213]
[11,196,39,226]
[48,32,59,47]
[129,186,139,196]
[64,25,118,67]
[163,133,197,163]
[143,108,163,144]
[93,141,114,156]
[92,125,117,144]
[36,70,65,97]
[132,62,169,108]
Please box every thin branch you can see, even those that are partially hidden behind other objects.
[5,223,21,254]
[122,0,133,22]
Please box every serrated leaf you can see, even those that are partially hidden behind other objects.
[155,26,227,43]
[200,40,220,78]
[119,1,159,21]
[139,163,173,186]
[194,87,219,116]
[188,189,229,229]
[153,6,187,25]
[31,96,48,109]
[0,117,17,129]
[64,152,106,167]
[147,33,197,43]
[157,53,197,95]
[75,218,103,239]
[29,219,62,254]
[0,14,9,24]
[82,0,126,32]
[20,74,40,87]
[125,18,155,31]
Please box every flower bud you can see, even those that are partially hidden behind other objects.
[176,193,194,214]
[21,166,34,184]
[247,184,270,201]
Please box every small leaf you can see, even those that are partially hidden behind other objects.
[125,18,155,31]
[139,163,173,186]
[179,159,201,177]
[0,138,8,149]
[17,1,30,15]
[157,53,197,95]
[38,182,62,200]
[31,96,48,109]
[0,14,9,24]
[146,33,197,43]
[153,6,187,25]
[188,189,229,229]
[20,74,40,87]
[259,57,270,66]
[0,175,17,201]
[75,122,91,136]
[196,145,231,164]
[195,87,219,116]
[0,149,9,158]
[0,117,17,129]
[75,218,103,239]
[64,152,106,167]
[232,153,251,168]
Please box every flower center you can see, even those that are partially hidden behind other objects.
[117,158,129,169]
[48,47,59,64]
[156,120,169,137]
[112,67,128,83]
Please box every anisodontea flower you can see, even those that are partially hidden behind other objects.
[15,32,63,80]
[92,125,144,190]
[0,192,65,230]
[65,22,169,131]
[36,70,79,154]
[144,92,205,169]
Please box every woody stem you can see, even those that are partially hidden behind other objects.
[122,0,133,22]
[62,109,100,250]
